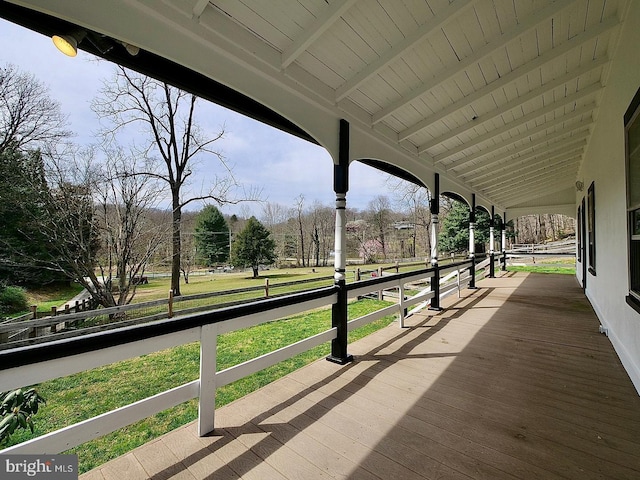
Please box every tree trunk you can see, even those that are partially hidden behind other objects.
[252,266,259,278]
[171,191,182,296]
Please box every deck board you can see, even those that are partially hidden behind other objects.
[81,272,640,479]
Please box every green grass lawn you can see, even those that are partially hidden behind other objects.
[5,298,395,473]
[23,283,85,313]
[507,265,576,274]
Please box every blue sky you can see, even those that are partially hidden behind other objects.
[0,19,394,217]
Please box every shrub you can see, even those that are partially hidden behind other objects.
[0,284,29,315]
[0,388,46,445]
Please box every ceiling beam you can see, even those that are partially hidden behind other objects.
[484,160,580,196]
[491,171,578,207]
[281,0,359,69]
[418,60,606,153]
[334,0,478,101]
[434,83,600,165]
[469,146,585,187]
[371,0,576,125]
[191,0,209,19]
[458,135,588,179]
[440,105,596,169]
[397,16,617,142]
[471,152,582,189]
[497,177,576,206]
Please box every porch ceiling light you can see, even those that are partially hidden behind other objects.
[52,30,86,57]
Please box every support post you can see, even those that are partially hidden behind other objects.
[429,173,442,311]
[328,119,353,365]
[501,211,507,271]
[198,323,217,436]
[469,194,477,289]
[489,205,495,278]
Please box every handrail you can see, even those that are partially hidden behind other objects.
[0,286,338,373]
[0,260,477,458]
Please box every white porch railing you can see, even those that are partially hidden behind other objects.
[0,259,473,456]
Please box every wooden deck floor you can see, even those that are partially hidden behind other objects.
[81,272,640,480]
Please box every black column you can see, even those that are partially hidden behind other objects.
[501,211,507,271]
[469,194,477,289]
[429,173,441,311]
[489,205,495,278]
[327,119,353,365]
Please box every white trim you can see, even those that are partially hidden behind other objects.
[587,291,640,395]
[2,381,199,454]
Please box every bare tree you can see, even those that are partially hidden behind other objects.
[93,148,168,305]
[388,177,431,259]
[294,195,307,267]
[92,66,247,295]
[366,195,393,259]
[261,202,293,262]
[0,63,70,155]
[40,146,167,308]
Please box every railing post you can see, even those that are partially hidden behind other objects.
[327,119,353,365]
[399,282,406,328]
[198,323,218,436]
[469,194,477,289]
[377,267,383,300]
[30,305,37,319]
[489,205,495,278]
[502,211,507,271]
[429,173,442,311]
[264,278,270,298]
[168,290,174,319]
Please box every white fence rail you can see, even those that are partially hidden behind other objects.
[0,259,474,456]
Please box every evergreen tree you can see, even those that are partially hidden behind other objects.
[230,217,276,278]
[438,200,491,254]
[0,146,67,284]
[194,205,230,266]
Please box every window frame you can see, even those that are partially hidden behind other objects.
[577,204,582,262]
[587,182,596,276]
[625,86,640,311]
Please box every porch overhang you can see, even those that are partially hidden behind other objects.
[2,0,629,216]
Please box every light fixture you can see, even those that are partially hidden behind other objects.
[120,41,140,56]
[52,30,86,57]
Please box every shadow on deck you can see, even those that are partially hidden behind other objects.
[82,272,640,480]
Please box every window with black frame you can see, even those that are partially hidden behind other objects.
[577,205,582,262]
[587,182,596,275]
[626,87,640,307]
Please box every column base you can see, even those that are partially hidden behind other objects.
[428,306,443,312]
[326,354,354,365]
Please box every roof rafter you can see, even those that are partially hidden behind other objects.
[418,59,606,154]
[334,0,478,101]
[498,177,576,205]
[458,134,589,178]
[467,140,587,185]
[281,0,359,69]
[438,97,598,167]
[191,0,209,20]
[485,159,581,196]
[448,118,593,176]
[398,18,617,142]
[371,0,576,125]
[471,151,583,189]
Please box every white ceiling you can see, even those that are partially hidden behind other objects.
[5,0,631,214]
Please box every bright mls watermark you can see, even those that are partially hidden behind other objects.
[1,455,78,479]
